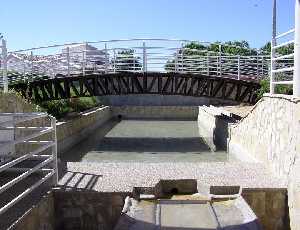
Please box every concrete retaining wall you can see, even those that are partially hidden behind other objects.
[101,94,238,106]
[228,94,300,229]
[197,106,235,151]
[13,192,55,230]
[11,188,288,230]
[56,106,113,154]
[112,106,198,119]
[0,92,39,113]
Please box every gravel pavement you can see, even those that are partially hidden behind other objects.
[58,162,287,192]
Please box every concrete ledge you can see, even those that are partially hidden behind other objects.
[112,106,199,120]
[57,106,113,154]
[197,106,236,151]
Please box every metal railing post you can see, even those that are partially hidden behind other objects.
[143,42,147,72]
[207,52,210,76]
[1,39,8,92]
[66,47,70,77]
[51,116,58,185]
[237,55,241,80]
[82,43,86,76]
[181,43,184,72]
[256,53,259,77]
[175,49,179,72]
[219,44,222,76]
[104,43,108,73]
[29,51,34,82]
[270,0,277,94]
[23,57,26,77]
[113,49,116,73]
[293,0,300,97]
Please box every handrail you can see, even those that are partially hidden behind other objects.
[0,113,57,216]
[270,0,296,94]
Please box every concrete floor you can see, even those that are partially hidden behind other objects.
[62,119,229,163]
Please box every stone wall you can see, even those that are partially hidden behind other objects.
[112,106,198,119]
[53,190,129,230]
[242,188,289,230]
[56,106,113,154]
[228,94,300,229]
[12,192,55,230]
[197,106,235,151]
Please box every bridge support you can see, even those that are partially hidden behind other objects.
[294,0,300,97]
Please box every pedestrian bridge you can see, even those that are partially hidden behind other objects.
[11,72,261,103]
[1,39,269,103]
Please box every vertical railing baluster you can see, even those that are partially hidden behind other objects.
[51,116,58,186]
[113,48,116,73]
[175,49,179,72]
[143,42,147,72]
[1,39,8,92]
[270,0,277,94]
[207,52,210,75]
[30,51,34,81]
[66,47,70,77]
[219,44,222,77]
[104,43,108,73]
[181,43,184,73]
[238,55,241,80]
[293,0,300,96]
[82,43,86,76]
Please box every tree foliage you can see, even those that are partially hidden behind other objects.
[112,49,142,71]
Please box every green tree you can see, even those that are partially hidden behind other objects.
[165,40,259,73]
[112,50,142,71]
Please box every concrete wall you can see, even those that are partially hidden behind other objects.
[197,106,235,151]
[56,106,113,154]
[53,190,129,230]
[11,188,288,230]
[0,92,39,113]
[100,94,238,106]
[112,106,198,120]
[12,192,55,230]
[228,94,300,229]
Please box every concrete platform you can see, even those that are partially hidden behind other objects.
[58,162,287,192]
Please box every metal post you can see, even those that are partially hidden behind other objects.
[238,55,241,80]
[29,51,34,82]
[66,47,70,77]
[293,0,300,96]
[104,43,108,73]
[22,56,26,77]
[175,49,179,72]
[1,39,8,92]
[113,49,116,73]
[207,52,210,75]
[256,53,259,77]
[270,0,277,94]
[181,43,184,72]
[82,43,86,76]
[51,116,58,186]
[219,44,222,76]
[143,42,147,72]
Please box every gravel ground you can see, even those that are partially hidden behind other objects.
[58,162,287,192]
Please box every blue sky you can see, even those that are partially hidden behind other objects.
[1,0,295,51]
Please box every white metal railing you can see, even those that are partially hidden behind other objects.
[0,113,57,216]
[270,0,299,96]
[0,39,270,88]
